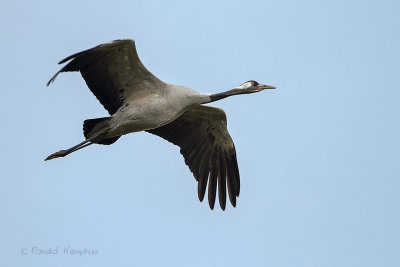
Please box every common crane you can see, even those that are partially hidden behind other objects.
[45,39,275,210]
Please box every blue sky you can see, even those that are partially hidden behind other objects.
[1,0,399,266]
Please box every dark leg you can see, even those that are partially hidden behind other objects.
[45,139,93,161]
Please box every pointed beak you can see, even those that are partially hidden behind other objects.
[258,84,276,90]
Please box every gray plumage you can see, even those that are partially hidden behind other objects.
[45,39,275,210]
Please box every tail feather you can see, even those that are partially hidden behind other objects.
[83,117,121,145]
[83,117,108,138]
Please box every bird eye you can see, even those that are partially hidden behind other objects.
[250,81,255,85]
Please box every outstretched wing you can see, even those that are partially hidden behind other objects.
[147,105,240,210]
[47,39,165,115]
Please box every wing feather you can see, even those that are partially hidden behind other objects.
[147,105,240,210]
[217,156,227,210]
[208,157,219,210]
[47,39,164,115]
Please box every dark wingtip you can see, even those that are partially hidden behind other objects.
[58,51,82,64]
[209,201,215,210]
[229,195,237,208]
[230,194,237,208]
[46,72,59,86]
[46,77,54,87]
[58,56,72,65]
[197,166,209,202]
[47,52,74,86]
[219,200,226,211]
[198,190,205,202]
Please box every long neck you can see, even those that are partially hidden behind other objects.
[187,92,226,105]
[191,88,253,105]
[207,89,248,103]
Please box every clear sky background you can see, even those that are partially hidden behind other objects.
[1,0,399,266]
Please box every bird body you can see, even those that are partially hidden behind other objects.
[87,84,210,140]
[45,39,275,210]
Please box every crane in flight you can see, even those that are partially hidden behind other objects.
[45,39,275,210]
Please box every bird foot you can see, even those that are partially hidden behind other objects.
[44,150,68,161]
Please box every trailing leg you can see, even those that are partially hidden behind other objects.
[44,139,94,161]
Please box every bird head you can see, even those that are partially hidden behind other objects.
[208,80,276,103]
[234,80,276,93]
